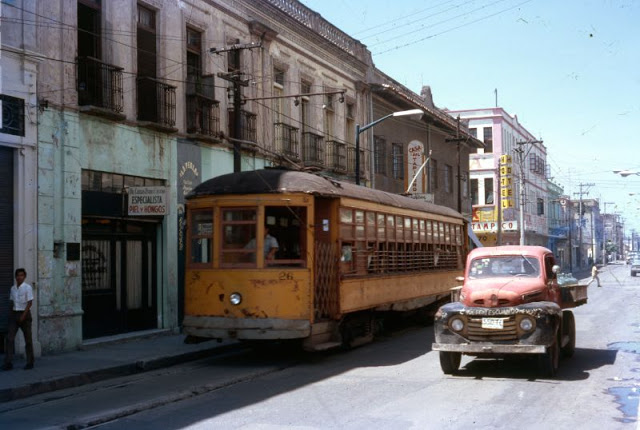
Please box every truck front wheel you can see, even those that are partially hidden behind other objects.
[439,351,461,374]
[538,338,559,377]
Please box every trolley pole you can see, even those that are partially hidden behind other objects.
[573,182,594,268]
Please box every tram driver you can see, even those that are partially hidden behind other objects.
[246,225,279,261]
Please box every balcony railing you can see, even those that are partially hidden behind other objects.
[77,56,124,114]
[187,95,220,138]
[186,74,219,138]
[274,122,300,159]
[326,140,347,173]
[137,76,177,129]
[228,109,257,143]
[302,131,324,167]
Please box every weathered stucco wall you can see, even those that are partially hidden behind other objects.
[37,110,179,352]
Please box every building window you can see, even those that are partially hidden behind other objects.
[81,169,165,193]
[345,103,355,145]
[462,172,468,197]
[483,127,493,153]
[273,67,285,124]
[484,177,494,205]
[429,159,438,191]
[78,0,101,59]
[300,81,311,134]
[537,198,544,215]
[0,95,25,137]
[470,178,478,205]
[392,143,404,180]
[374,136,387,175]
[444,164,453,193]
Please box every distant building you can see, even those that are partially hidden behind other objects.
[446,108,549,247]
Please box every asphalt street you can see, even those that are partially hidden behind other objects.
[1,263,638,429]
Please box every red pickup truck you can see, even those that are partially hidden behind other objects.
[432,246,587,377]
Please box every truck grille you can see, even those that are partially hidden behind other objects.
[467,316,518,341]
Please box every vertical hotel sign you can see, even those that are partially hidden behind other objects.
[500,155,514,214]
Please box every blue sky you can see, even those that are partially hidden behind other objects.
[301,0,640,232]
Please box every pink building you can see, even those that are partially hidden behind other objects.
[447,108,549,247]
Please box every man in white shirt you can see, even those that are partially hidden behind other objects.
[245,226,279,261]
[3,268,35,370]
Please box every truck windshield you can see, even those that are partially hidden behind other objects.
[469,255,540,279]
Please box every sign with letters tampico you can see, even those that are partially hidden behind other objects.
[499,155,514,211]
[128,186,168,216]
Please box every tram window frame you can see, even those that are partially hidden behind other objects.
[220,207,257,268]
[188,208,214,267]
[264,205,307,268]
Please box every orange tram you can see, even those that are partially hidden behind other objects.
[183,169,469,350]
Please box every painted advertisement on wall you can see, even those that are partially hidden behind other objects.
[406,140,425,194]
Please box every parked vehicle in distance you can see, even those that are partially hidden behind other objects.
[630,258,640,277]
[433,246,588,377]
[627,252,638,265]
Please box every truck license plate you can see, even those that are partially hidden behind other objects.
[481,318,504,329]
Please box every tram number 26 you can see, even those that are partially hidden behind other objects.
[279,272,294,281]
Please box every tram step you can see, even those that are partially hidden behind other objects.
[308,341,342,351]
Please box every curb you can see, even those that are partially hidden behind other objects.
[0,342,238,403]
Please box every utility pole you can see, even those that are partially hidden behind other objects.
[514,140,543,245]
[211,42,261,173]
[444,117,465,214]
[573,182,595,268]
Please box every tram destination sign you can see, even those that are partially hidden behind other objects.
[128,186,168,216]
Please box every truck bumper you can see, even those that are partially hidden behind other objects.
[433,301,561,355]
[432,342,546,354]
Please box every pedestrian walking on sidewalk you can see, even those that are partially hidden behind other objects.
[3,268,35,370]
[591,265,601,288]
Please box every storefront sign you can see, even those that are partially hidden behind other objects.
[128,186,168,216]
[472,221,518,233]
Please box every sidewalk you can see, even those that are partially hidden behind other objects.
[0,329,235,403]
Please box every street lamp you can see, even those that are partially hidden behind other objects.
[355,109,424,185]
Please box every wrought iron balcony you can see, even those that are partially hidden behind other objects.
[77,56,124,117]
[186,74,219,138]
[187,96,220,138]
[137,76,177,130]
[274,122,300,159]
[326,140,347,173]
[302,131,324,167]
[228,109,257,143]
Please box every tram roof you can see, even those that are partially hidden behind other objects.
[188,169,463,220]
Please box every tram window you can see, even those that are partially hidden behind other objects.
[377,213,385,241]
[220,208,257,267]
[366,212,376,239]
[340,207,352,223]
[264,206,307,267]
[189,209,213,265]
[419,219,426,242]
[439,222,445,244]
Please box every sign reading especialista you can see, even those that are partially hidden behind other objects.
[128,186,168,216]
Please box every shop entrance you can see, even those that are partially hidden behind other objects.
[82,219,158,339]
[0,146,14,340]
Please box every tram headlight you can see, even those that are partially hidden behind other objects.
[519,317,534,332]
[449,318,464,332]
[229,293,242,306]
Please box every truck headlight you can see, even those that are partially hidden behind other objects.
[519,317,534,331]
[449,318,465,332]
[229,293,242,305]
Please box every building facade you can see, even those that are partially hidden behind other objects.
[2,0,478,354]
[447,108,549,247]
[0,1,40,355]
